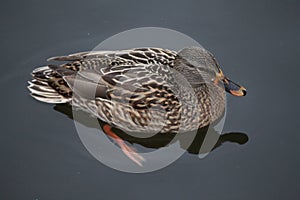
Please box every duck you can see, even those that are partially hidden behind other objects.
[28,46,246,165]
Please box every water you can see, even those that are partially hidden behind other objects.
[1,0,299,199]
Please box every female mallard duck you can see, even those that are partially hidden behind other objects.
[28,47,246,165]
[28,46,246,164]
[28,46,246,133]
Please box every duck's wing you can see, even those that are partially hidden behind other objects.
[30,48,177,105]
[71,63,185,134]
[62,63,179,109]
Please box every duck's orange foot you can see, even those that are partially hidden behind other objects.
[103,124,145,166]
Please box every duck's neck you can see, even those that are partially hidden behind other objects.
[194,84,226,127]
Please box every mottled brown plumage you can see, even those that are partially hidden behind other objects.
[28,46,246,133]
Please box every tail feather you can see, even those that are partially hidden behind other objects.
[28,66,72,104]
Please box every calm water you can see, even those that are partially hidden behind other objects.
[1,0,299,199]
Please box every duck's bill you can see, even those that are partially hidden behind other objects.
[224,78,247,96]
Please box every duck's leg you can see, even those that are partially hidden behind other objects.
[102,124,145,166]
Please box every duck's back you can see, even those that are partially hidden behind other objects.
[28,48,176,104]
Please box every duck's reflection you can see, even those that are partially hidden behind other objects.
[54,104,248,156]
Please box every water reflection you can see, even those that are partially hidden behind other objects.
[54,104,248,156]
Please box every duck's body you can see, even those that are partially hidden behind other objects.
[28,46,245,134]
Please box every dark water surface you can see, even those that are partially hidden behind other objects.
[1,0,299,199]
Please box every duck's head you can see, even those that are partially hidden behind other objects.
[175,46,247,97]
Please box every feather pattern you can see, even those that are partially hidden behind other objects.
[28,46,226,133]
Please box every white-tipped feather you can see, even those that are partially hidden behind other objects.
[28,88,60,98]
[32,66,51,74]
[28,80,48,87]
[28,66,71,104]
[30,94,70,104]
[28,81,55,93]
